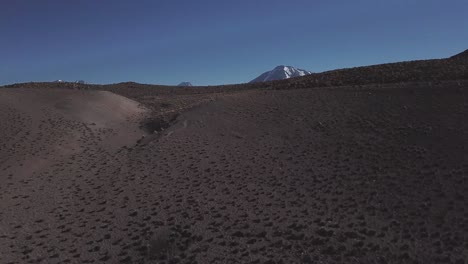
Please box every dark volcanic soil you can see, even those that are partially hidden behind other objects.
[1,83,468,264]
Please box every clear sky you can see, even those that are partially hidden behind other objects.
[1,0,467,86]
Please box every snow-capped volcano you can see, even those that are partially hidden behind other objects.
[250,65,312,83]
[177,82,193,87]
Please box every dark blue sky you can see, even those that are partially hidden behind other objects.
[1,0,467,86]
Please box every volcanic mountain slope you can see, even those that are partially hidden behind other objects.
[177,82,193,87]
[1,80,468,264]
[250,65,312,83]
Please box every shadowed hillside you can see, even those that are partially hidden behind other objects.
[450,49,468,61]
[270,50,468,89]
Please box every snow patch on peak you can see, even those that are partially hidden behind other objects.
[250,66,312,83]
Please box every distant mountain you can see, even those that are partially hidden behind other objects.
[250,65,312,83]
[4,49,467,90]
[178,82,193,87]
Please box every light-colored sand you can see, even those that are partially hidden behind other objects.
[0,88,148,179]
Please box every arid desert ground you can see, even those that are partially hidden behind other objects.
[1,54,468,263]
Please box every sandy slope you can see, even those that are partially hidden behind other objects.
[1,84,468,264]
[0,88,149,263]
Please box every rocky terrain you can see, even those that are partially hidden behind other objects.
[1,51,468,264]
